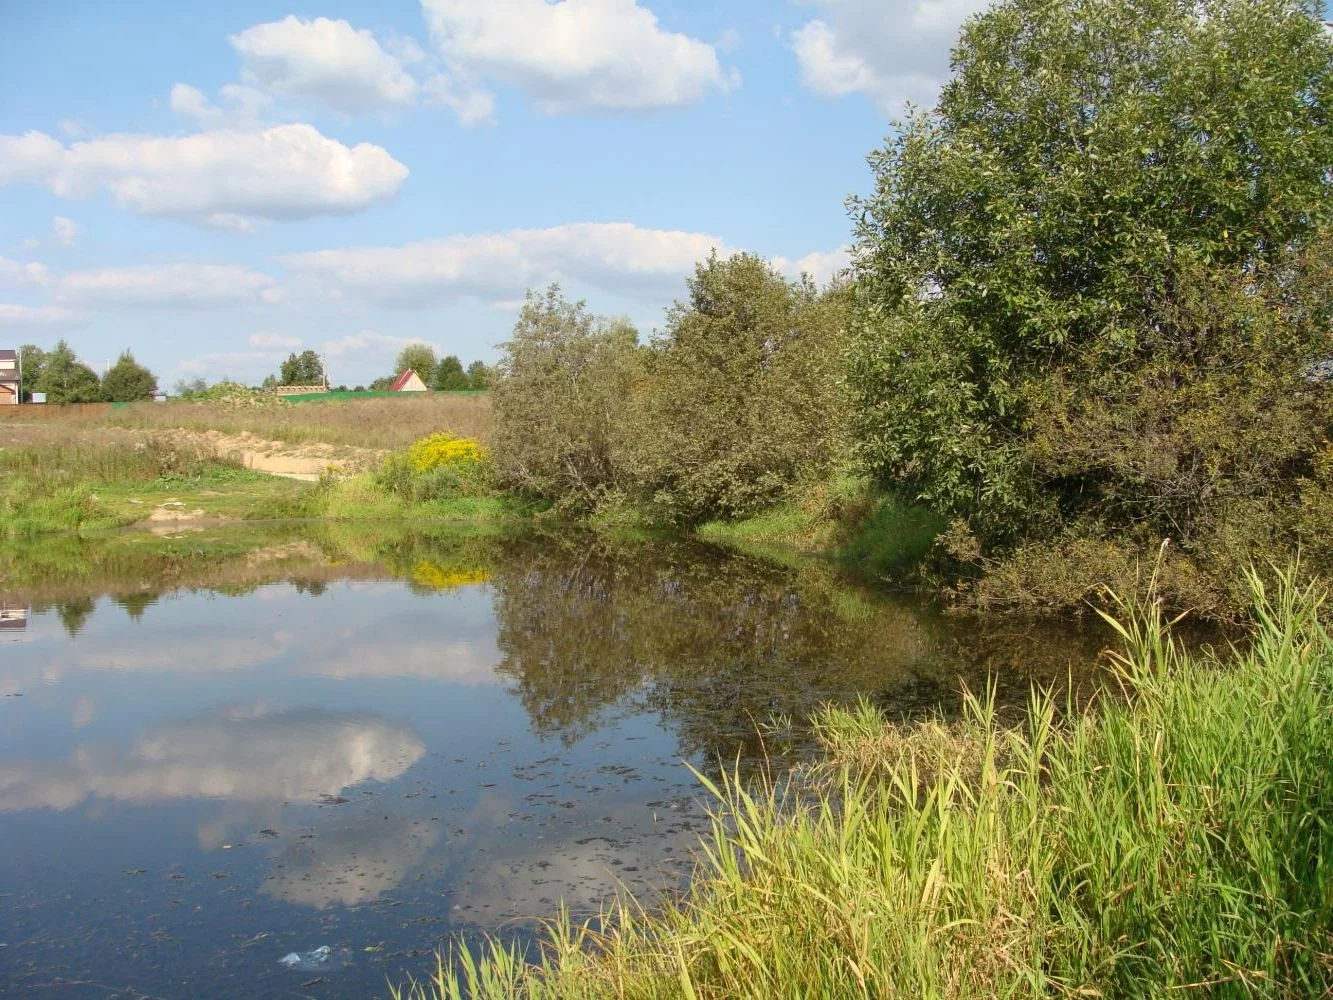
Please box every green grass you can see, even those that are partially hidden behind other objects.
[399,565,1333,999]
[696,481,944,581]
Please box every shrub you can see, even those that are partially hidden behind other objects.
[623,253,852,523]
[489,286,644,513]
[379,433,490,503]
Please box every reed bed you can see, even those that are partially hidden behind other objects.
[400,565,1333,999]
[0,393,492,448]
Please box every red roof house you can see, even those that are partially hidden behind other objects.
[389,369,429,392]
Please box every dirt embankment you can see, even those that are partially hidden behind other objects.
[193,431,386,481]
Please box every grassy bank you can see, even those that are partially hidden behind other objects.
[0,391,491,448]
[402,566,1333,999]
[694,476,946,582]
[0,399,515,538]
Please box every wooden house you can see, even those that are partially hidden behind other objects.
[0,350,19,405]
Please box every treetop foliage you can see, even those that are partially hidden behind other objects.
[850,0,1333,556]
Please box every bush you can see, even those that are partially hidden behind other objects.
[489,286,644,513]
[378,433,490,503]
[623,253,852,523]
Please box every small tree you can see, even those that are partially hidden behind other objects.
[623,253,851,522]
[491,285,643,511]
[16,344,46,402]
[100,351,158,402]
[34,340,100,403]
[395,344,438,380]
[279,350,324,386]
[433,355,470,391]
[173,377,208,398]
[466,360,491,390]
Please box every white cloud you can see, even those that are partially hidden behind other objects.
[56,263,279,309]
[175,350,287,376]
[169,82,271,129]
[420,0,739,114]
[0,257,52,289]
[421,70,496,126]
[792,0,989,113]
[249,331,303,348]
[0,125,408,227]
[320,330,435,356]
[230,16,420,115]
[773,247,852,285]
[0,303,86,333]
[283,222,736,307]
[51,216,78,248]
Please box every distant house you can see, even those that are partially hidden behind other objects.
[389,369,429,392]
[0,349,18,405]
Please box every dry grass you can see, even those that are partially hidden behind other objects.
[0,393,492,448]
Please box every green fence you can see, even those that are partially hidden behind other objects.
[277,390,487,404]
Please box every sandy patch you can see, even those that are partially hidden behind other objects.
[185,431,384,481]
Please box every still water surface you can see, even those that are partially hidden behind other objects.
[0,528,1103,997]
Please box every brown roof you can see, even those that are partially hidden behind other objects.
[0,350,16,362]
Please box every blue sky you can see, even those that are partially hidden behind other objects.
[0,0,986,388]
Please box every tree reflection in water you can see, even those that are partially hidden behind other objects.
[486,533,1108,766]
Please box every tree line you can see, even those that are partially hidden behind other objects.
[486,0,1333,612]
[257,347,492,392]
[14,341,158,403]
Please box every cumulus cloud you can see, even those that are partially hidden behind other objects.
[51,216,79,248]
[284,223,848,308]
[0,303,86,333]
[772,247,852,285]
[420,0,739,114]
[168,82,272,129]
[0,125,408,227]
[230,16,420,115]
[56,263,280,309]
[320,330,436,355]
[0,256,52,289]
[283,222,736,307]
[792,0,989,112]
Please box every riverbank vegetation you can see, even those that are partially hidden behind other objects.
[475,0,1333,620]
[0,397,505,539]
[7,0,1331,622]
[401,565,1333,999]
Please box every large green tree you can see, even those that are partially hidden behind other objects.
[33,340,101,403]
[851,0,1333,557]
[100,351,158,402]
[466,360,491,390]
[394,344,438,381]
[433,354,470,390]
[278,350,325,386]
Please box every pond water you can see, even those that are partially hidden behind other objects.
[0,527,1106,997]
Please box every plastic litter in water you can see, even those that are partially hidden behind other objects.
[279,945,333,971]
